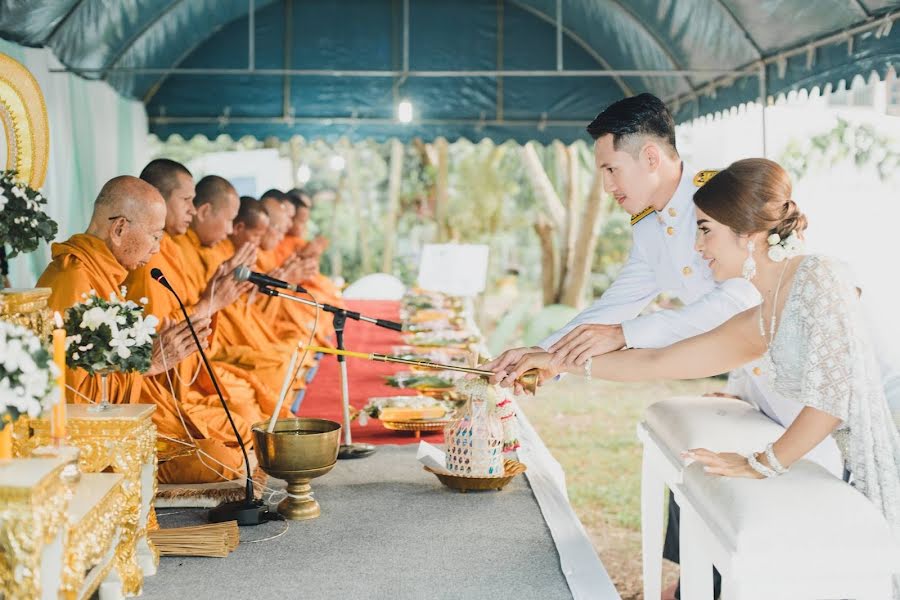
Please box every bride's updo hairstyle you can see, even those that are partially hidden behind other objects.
[693,158,807,241]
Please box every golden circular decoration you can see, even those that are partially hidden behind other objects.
[0,53,50,189]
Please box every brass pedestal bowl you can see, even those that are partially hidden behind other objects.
[252,418,341,520]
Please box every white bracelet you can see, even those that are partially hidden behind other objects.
[746,451,778,478]
[584,357,592,382]
[764,443,789,475]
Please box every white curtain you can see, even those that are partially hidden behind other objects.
[0,39,149,287]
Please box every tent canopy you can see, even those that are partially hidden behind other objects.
[2,0,898,143]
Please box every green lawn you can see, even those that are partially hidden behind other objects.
[519,375,720,531]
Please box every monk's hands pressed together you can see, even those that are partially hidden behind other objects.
[547,324,625,367]
[223,242,257,273]
[681,448,764,479]
[146,316,212,376]
[197,264,253,315]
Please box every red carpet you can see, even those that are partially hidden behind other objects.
[297,300,444,445]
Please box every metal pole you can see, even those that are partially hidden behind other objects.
[282,0,292,118]
[402,0,409,74]
[555,0,563,71]
[758,63,767,157]
[51,66,754,77]
[248,0,255,70]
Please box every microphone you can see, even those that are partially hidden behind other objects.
[234,265,306,293]
[150,267,270,525]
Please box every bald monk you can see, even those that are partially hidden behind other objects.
[126,160,284,449]
[254,193,327,346]
[36,176,248,484]
[276,188,344,309]
[171,177,302,402]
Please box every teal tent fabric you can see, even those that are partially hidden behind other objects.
[0,1,897,143]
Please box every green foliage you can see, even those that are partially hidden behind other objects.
[780,117,900,181]
[0,170,58,258]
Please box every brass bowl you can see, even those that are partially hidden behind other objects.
[252,418,341,520]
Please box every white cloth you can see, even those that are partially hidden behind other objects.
[539,164,760,350]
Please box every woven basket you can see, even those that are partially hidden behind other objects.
[425,459,526,492]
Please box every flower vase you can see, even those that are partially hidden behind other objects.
[88,371,114,412]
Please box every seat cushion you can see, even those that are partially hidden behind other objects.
[682,460,900,577]
[643,396,785,458]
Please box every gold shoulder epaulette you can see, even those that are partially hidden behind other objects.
[693,169,720,187]
[630,206,655,226]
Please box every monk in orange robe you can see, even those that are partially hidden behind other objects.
[37,176,247,484]
[171,178,302,403]
[277,189,344,309]
[255,193,328,346]
[126,160,285,455]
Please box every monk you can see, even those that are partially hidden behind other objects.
[36,176,247,484]
[278,189,343,309]
[171,177,302,403]
[252,193,328,347]
[126,160,284,460]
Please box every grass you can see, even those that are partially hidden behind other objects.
[519,375,720,532]
[518,375,723,598]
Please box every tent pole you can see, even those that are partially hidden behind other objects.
[556,0,563,71]
[758,63,767,157]
[248,0,255,70]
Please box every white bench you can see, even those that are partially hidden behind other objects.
[638,396,787,600]
[639,396,900,599]
[676,459,899,599]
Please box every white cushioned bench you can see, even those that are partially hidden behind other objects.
[677,460,899,599]
[638,396,899,600]
[637,396,786,600]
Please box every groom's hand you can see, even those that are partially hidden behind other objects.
[481,345,545,374]
[548,324,625,367]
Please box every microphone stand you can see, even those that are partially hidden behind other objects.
[154,275,269,525]
[259,286,403,459]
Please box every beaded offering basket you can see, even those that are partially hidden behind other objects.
[444,381,504,477]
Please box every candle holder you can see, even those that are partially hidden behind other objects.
[88,371,115,412]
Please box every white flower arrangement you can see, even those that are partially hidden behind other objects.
[766,231,804,262]
[64,288,159,375]
[0,320,59,421]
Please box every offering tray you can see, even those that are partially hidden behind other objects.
[424,459,527,492]
[381,417,454,438]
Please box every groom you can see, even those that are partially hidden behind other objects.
[485,93,843,600]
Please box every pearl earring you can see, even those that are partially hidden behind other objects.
[742,240,757,280]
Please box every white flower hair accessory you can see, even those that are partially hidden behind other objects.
[766,231,804,262]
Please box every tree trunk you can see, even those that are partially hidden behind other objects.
[534,214,558,305]
[329,189,343,278]
[557,143,579,301]
[381,139,404,273]
[345,143,371,274]
[288,135,303,188]
[434,137,449,241]
[560,171,608,308]
[521,142,565,230]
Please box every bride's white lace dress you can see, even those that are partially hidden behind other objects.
[766,255,900,593]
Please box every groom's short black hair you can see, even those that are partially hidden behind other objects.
[586,93,677,155]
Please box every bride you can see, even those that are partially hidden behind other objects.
[493,158,900,539]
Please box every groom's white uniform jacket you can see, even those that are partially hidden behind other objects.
[540,164,845,477]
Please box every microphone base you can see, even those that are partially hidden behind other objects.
[338,443,376,460]
[208,499,270,526]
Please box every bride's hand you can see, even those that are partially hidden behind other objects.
[681,448,765,479]
[490,351,556,391]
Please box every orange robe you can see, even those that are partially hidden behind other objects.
[37,234,245,484]
[125,234,282,437]
[274,235,344,309]
[254,248,329,347]
[171,230,305,399]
